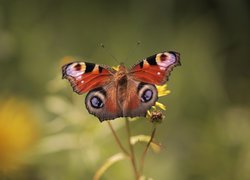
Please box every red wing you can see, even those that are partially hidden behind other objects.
[62,62,115,94]
[129,51,180,85]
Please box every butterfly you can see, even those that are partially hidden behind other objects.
[62,51,180,122]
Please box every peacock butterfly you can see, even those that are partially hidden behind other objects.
[62,51,180,122]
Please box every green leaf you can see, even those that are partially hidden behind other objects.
[130,135,162,153]
[93,153,128,180]
[128,117,140,121]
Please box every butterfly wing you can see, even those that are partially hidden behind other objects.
[122,81,158,118]
[85,83,122,122]
[62,62,116,94]
[129,51,180,85]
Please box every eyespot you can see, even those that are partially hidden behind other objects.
[141,89,153,102]
[90,96,104,108]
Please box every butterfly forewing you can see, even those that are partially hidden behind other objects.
[62,62,115,94]
[129,51,180,85]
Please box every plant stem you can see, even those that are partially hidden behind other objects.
[125,118,140,180]
[107,121,129,156]
[140,126,157,174]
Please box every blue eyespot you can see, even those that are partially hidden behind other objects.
[90,96,104,108]
[141,89,153,102]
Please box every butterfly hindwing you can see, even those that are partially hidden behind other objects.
[85,83,122,122]
[123,81,158,118]
[62,62,115,94]
[129,51,180,85]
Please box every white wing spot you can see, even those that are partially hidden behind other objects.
[81,80,84,84]
[160,67,166,71]
[157,72,161,75]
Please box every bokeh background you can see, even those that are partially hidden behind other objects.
[0,0,250,179]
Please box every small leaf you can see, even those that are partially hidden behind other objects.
[130,135,162,153]
[139,175,154,180]
[93,153,128,180]
[130,135,151,145]
[128,117,140,122]
[150,142,161,153]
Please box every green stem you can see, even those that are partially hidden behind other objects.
[140,126,157,174]
[125,118,140,180]
[107,121,129,156]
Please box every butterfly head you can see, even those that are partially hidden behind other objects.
[118,63,126,71]
[114,63,127,80]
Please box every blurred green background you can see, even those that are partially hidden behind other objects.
[0,0,249,179]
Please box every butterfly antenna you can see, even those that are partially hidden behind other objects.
[124,41,141,62]
[100,43,120,64]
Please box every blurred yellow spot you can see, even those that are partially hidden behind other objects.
[0,98,39,172]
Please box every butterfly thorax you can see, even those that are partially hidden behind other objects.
[116,64,127,84]
[115,64,129,109]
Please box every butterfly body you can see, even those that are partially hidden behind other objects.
[62,51,180,122]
